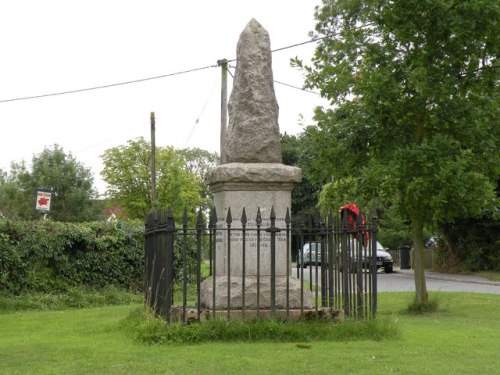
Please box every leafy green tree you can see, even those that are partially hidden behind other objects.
[0,146,98,221]
[31,146,98,221]
[101,138,203,219]
[281,132,325,218]
[297,0,499,303]
[0,163,29,219]
[176,147,218,211]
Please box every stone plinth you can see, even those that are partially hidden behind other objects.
[208,163,301,277]
[199,162,313,309]
[200,276,314,310]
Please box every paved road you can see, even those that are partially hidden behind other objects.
[378,269,500,294]
[377,270,500,294]
[293,267,500,294]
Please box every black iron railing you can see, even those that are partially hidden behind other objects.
[144,206,378,323]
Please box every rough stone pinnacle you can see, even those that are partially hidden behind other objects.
[224,19,282,163]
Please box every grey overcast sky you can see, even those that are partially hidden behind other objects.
[0,0,328,194]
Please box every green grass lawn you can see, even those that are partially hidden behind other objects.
[0,292,499,375]
[474,271,500,282]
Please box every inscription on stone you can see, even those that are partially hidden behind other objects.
[214,218,288,248]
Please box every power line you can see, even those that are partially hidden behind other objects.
[226,64,319,95]
[0,65,217,104]
[185,76,219,145]
[0,36,332,104]
[227,34,332,63]
[274,80,320,95]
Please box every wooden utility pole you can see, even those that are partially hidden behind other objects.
[218,59,228,164]
[150,112,157,205]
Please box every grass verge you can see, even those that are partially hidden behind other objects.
[0,292,499,374]
[473,271,500,282]
[0,286,142,313]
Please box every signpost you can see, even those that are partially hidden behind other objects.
[35,189,53,214]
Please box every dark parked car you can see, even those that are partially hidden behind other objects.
[297,240,393,273]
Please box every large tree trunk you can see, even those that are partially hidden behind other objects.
[412,218,428,303]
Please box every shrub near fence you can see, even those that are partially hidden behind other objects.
[0,220,145,294]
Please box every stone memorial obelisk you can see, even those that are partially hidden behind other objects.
[200,19,313,311]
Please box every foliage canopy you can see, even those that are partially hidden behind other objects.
[296,0,499,301]
[0,145,98,221]
[101,138,204,219]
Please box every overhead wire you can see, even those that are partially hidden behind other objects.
[0,35,334,104]
[184,75,219,145]
[274,80,320,95]
[0,35,333,162]
[226,33,333,63]
[0,65,218,104]
[227,64,319,95]
[0,34,334,178]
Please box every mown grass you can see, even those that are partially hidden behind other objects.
[0,286,142,313]
[0,292,499,374]
[473,271,500,282]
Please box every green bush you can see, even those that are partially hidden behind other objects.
[0,218,202,296]
[0,220,145,294]
[0,232,26,292]
[439,217,500,272]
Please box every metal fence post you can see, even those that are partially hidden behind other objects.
[370,209,378,318]
[318,215,327,308]
[182,209,189,324]
[266,207,280,317]
[256,208,262,316]
[356,214,364,319]
[341,212,350,317]
[226,208,233,319]
[241,208,247,318]
[210,208,217,319]
[164,208,176,322]
[196,209,203,321]
[285,208,291,319]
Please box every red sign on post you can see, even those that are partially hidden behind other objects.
[35,190,52,212]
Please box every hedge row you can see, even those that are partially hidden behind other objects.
[439,217,500,272]
[0,220,145,294]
